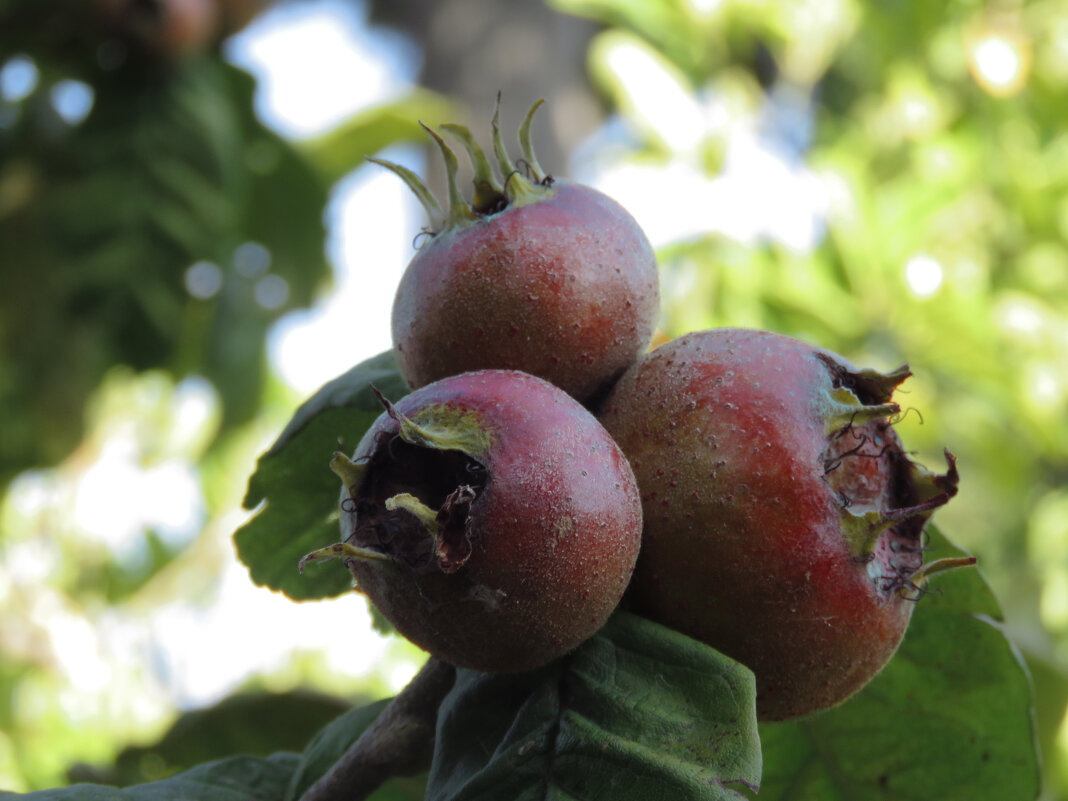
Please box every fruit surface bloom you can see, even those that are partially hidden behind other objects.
[392,180,659,404]
[308,370,643,673]
[599,329,961,720]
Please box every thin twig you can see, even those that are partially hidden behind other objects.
[300,658,457,801]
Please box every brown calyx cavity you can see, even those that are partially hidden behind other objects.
[299,388,490,579]
[817,358,970,595]
[366,95,554,242]
[351,435,485,575]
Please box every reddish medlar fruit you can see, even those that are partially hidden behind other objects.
[599,329,971,721]
[215,0,271,36]
[94,0,218,59]
[379,100,660,405]
[301,370,643,673]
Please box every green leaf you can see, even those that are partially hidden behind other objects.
[588,29,698,151]
[67,691,351,788]
[201,62,333,427]
[221,62,330,311]
[1023,651,1068,801]
[14,694,423,800]
[300,90,459,183]
[234,350,410,600]
[548,0,714,79]
[427,611,762,801]
[0,55,333,475]
[752,526,1040,801]
[0,753,299,800]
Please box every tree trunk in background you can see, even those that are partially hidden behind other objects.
[370,0,602,177]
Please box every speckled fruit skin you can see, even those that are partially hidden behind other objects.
[340,370,642,673]
[599,329,958,720]
[392,181,659,405]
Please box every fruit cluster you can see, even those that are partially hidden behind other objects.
[302,101,970,721]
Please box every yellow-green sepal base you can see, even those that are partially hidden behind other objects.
[298,542,392,574]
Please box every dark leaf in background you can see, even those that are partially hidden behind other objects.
[0,41,330,479]
[428,611,762,801]
[199,62,333,426]
[235,350,409,600]
[285,697,426,801]
[71,529,185,606]
[66,690,351,788]
[284,697,391,800]
[0,753,300,801]
[299,89,457,184]
[0,691,423,800]
[751,526,1040,801]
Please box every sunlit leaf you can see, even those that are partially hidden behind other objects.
[234,350,409,600]
[300,90,458,183]
[548,0,713,78]
[588,29,702,153]
[427,611,762,801]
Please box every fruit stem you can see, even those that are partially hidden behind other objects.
[298,658,456,801]
[440,123,506,214]
[366,157,444,233]
[298,542,393,574]
[518,98,546,183]
[420,121,477,231]
[385,492,439,540]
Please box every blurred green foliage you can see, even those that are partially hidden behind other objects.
[0,2,331,479]
[65,691,352,787]
[0,0,438,791]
